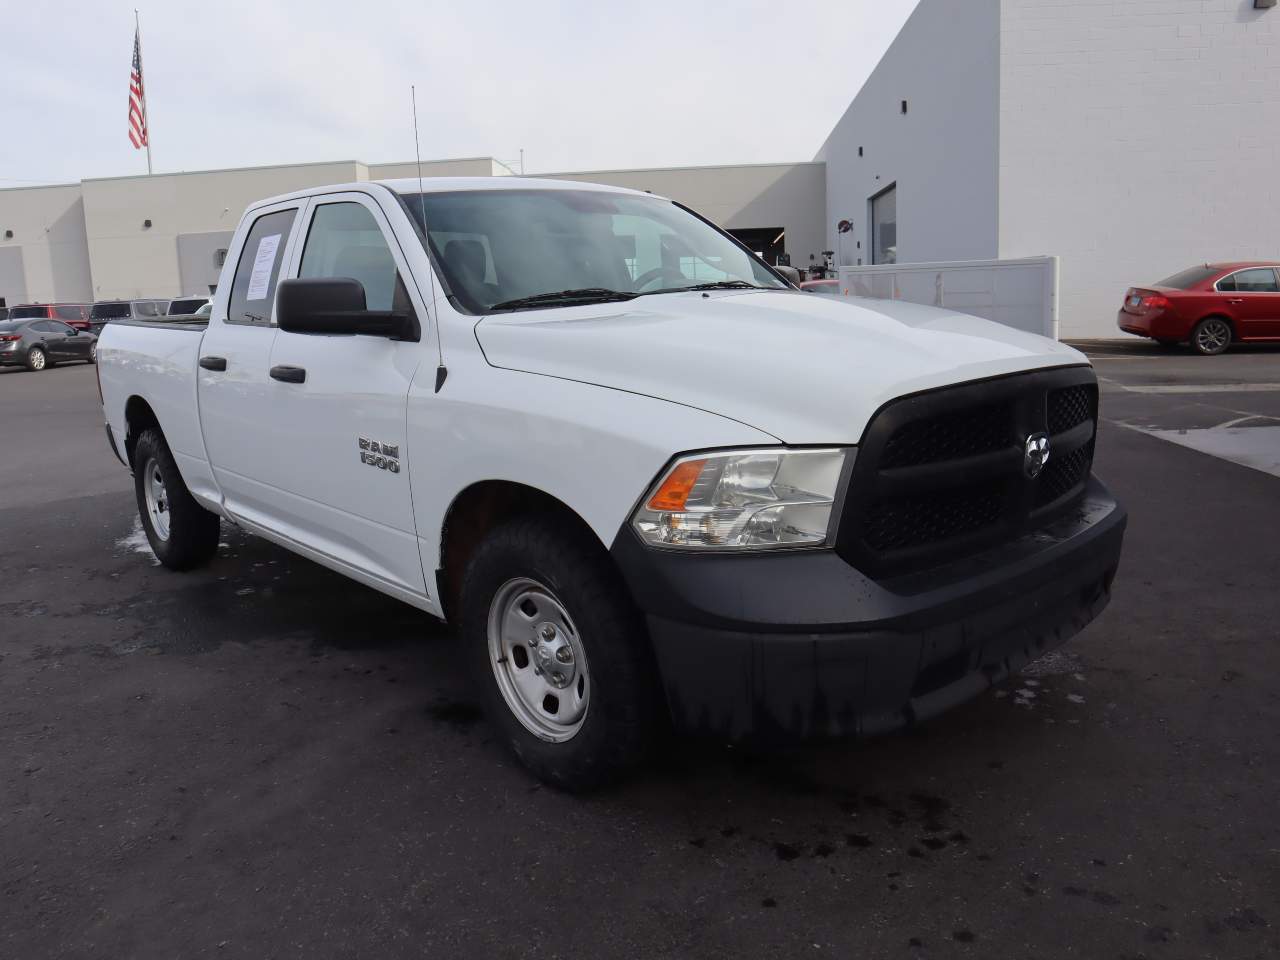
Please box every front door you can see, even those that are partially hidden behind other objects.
[1220,267,1280,338]
[197,201,303,527]
[264,192,430,599]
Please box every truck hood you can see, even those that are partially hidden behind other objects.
[474,290,1087,444]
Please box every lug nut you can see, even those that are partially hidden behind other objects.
[555,646,573,663]
[541,625,557,641]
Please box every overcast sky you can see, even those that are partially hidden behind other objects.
[4,0,917,186]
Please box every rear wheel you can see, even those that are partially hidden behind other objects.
[25,347,47,371]
[460,515,658,791]
[87,342,97,364]
[132,428,220,570]
[1191,317,1231,355]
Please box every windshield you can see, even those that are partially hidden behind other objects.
[1154,265,1218,290]
[398,189,787,312]
[91,302,131,319]
[9,306,47,319]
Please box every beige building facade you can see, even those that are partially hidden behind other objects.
[0,156,826,307]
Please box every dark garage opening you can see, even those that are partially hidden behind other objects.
[727,227,787,266]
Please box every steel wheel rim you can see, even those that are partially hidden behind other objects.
[1198,320,1228,352]
[30,349,44,370]
[487,577,590,742]
[142,455,171,541]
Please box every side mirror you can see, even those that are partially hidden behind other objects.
[276,277,415,339]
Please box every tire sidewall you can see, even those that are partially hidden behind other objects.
[133,432,178,563]
[131,429,220,570]
[460,519,654,790]
[1192,318,1231,355]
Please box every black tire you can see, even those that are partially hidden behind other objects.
[25,346,47,371]
[1190,317,1231,356]
[87,342,97,364]
[459,515,659,791]
[132,428,220,570]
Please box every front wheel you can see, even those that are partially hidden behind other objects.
[132,428,220,570]
[460,516,659,791]
[1191,317,1231,355]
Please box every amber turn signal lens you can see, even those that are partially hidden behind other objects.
[647,458,707,511]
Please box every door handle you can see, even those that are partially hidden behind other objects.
[270,364,306,384]
[1228,298,1244,304]
[199,355,227,371]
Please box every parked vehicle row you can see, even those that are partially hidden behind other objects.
[98,176,1125,789]
[1,296,214,338]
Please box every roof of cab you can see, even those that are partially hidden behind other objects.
[245,176,661,214]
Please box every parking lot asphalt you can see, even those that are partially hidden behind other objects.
[3,352,1278,959]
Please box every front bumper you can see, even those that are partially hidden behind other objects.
[612,477,1126,741]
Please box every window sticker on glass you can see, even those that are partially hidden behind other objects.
[245,234,282,301]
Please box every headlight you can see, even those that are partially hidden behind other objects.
[631,448,849,551]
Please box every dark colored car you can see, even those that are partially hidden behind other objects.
[88,299,168,335]
[0,317,97,371]
[8,302,93,331]
[1117,262,1280,355]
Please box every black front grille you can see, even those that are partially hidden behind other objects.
[836,367,1098,578]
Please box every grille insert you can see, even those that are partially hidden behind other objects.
[880,401,1014,469]
[836,367,1099,578]
[1048,385,1095,436]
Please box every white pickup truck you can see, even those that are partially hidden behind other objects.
[98,177,1126,789]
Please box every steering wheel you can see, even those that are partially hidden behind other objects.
[631,267,689,292]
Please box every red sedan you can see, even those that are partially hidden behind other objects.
[1117,262,1280,355]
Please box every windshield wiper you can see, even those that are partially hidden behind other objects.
[490,288,639,311]
[644,280,770,295]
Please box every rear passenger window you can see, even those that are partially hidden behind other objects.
[299,202,402,312]
[1230,268,1279,293]
[228,208,297,326]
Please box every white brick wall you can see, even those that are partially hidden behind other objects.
[999,0,1280,337]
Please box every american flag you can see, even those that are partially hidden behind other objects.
[128,27,148,149]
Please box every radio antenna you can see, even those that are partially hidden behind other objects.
[411,84,447,391]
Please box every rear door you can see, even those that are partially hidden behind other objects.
[33,320,69,359]
[1218,268,1280,338]
[262,191,430,598]
[196,200,304,526]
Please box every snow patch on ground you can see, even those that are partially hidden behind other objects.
[117,518,160,566]
[1021,649,1086,679]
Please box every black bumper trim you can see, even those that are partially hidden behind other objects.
[611,477,1126,741]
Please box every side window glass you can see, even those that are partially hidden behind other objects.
[1217,274,1237,292]
[228,208,297,326]
[299,202,400,311]
[1233,268,1279,293]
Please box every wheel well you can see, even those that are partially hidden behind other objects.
[123,395,161,469]
[437,481,604,621]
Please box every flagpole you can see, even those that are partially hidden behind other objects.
[135,9,152,175]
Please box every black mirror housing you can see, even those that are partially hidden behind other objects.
[276,277,416,339]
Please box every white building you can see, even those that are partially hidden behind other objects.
[4,0,1278,339]
[817,0,1280,337]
